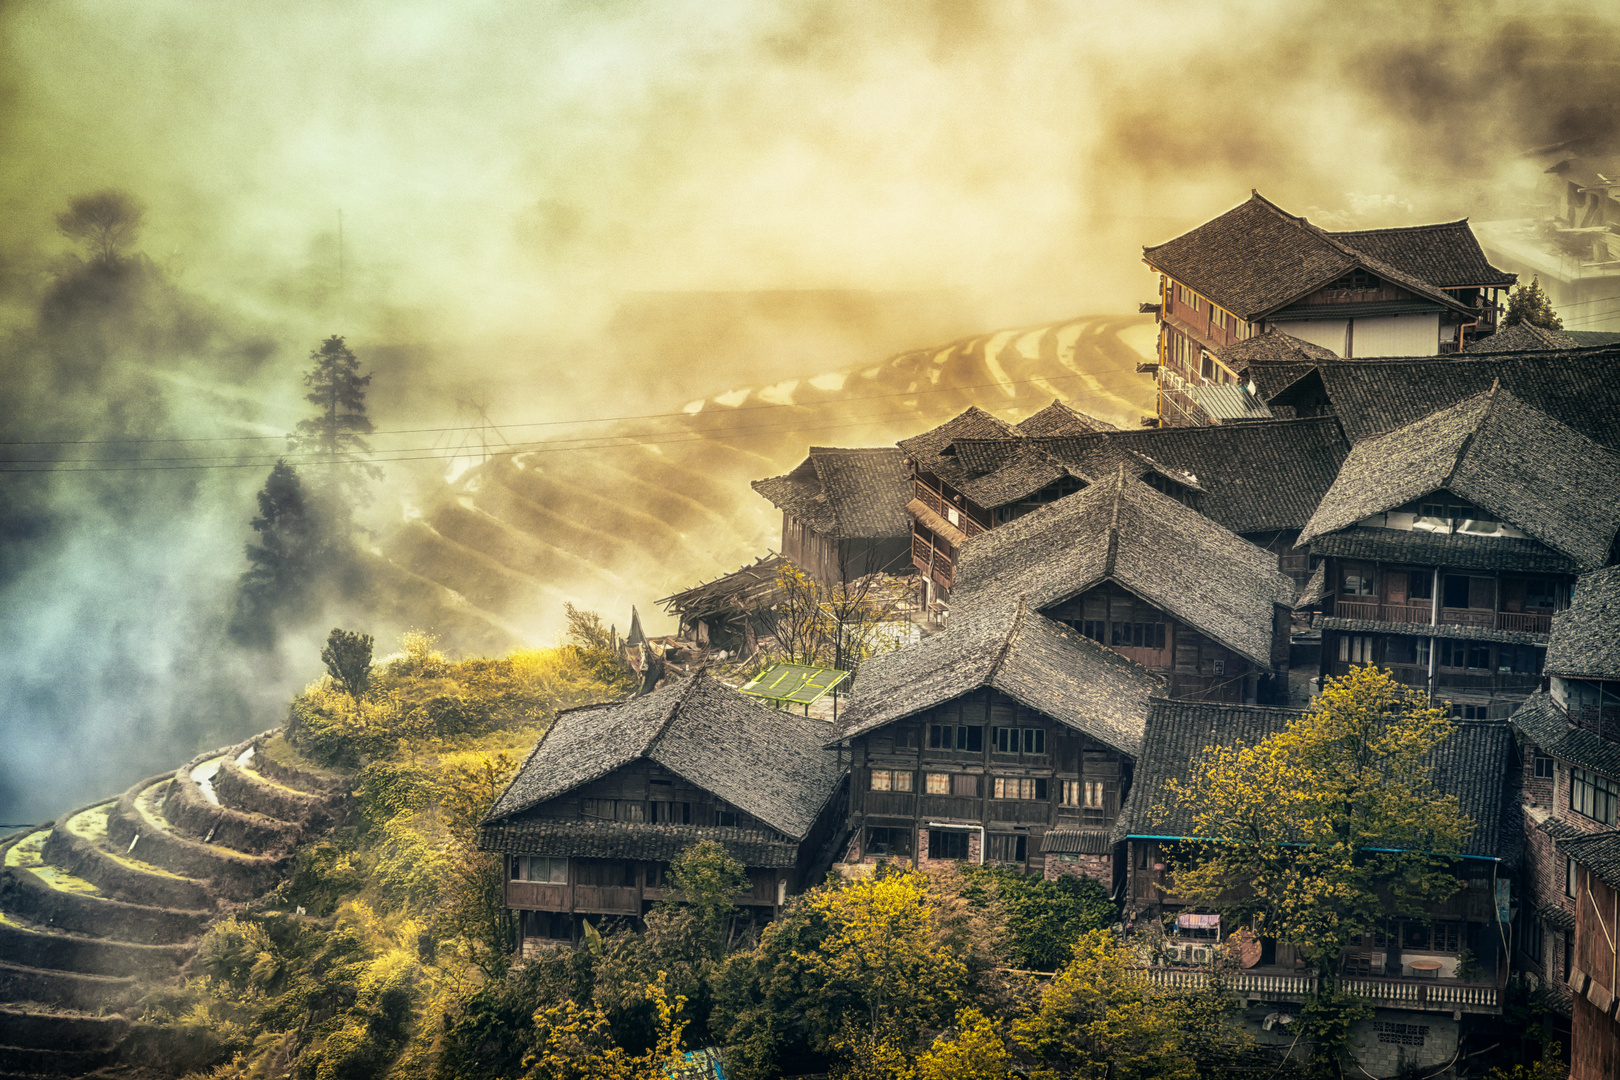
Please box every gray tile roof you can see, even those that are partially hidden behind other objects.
[898,405,1018,474]
[1041,827,1114,855]
[1211,331,1339,370]
[1546,567,1620,679]
[1257,347,1620,448]
[1016,400,1118,437]
[1306,527,1580,575]
[1317,615,1548,647]
[1512,692,1620,782]
[951,470,1295,669]
[833,601,1163,757]
[484,673,844,841]
[1297,387,1620,570]
[939,438,1086,509]
[478,819,800,867]
[1030,417,1349,534]
[1142,193,1478,322]
[752,447,911,539]
[1559,829,1620,892]
[1295,563,1329,610]
[1326,220,1517,289]
[1120,698,1516,861]
[1464,323,1577,353]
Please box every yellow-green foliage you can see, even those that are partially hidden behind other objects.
[1162,664,1470,977]
[289,630,632,768]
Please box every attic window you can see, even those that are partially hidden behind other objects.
[1328,269,1378,290]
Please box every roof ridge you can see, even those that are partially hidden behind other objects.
[647,673,705,753]
[1441,390,1498,490]
[987,601,1027,682]
[1104,466,1124,577]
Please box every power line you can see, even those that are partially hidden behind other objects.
[0,357,1143,450]
[1555,291,1620,310]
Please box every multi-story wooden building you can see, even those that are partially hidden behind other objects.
[751,447,913,587]
[478,674,847,951]
[1117,697,1519,1073]
[898,405,1102,605]
[1297,386,1620,719]
[1142,192,1515,426]
[829,601,1161,889]
[1510,566,1620,1031]
[951,469,1297,704]
[1558,830,1620,1080]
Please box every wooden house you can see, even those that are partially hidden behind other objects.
[1509,566,1620,1027]
[478,674,846,951]
[1142,193,1514,425]
[657,554,789,653]
[1296,385,1620,720]
[950,468,1297,704]
[751,447,913,586]
[898,405,1106,605]
[1117,697,1518,1072]
[1556,830,1620,1080]
[829,601,1161,890]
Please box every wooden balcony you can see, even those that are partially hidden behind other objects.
[1143,967,1503,1014]
[1333,600,1551,634]
[505,881,570,911]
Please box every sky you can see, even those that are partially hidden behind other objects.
[1,0,1615,820]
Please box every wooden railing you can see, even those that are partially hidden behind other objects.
[573,886,641,915]
[1144,968,1500,1012]
[505,881,569,911]
[1333,600,1551,634]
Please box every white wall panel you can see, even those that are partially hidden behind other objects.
[1351,313,1439,357]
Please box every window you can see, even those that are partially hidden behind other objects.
[1342,571,1374,595]
[1386,637,1429,667]
[1439,639,1490,669]
[1111,622,1167,650]
[987,834,1027,863]
[992,777,1048,800]
[1443,575,1472,609]
[1453,704,1489,720]
[1408,571,1433,601]
[650,801,690,824]
[1400,921,1461,953]
[1085,781,1105,808]
[1467,643,1492,670]
[1522,906,1544,963]
[1564,934,1575,982]
[1338,635,1375,664]
[1137,842,1152,869]
[581,798,614,820]
[869,770,913,793]
[993,727,1046,755]
[1062,780,1080,806]
[928,829,969,860]
[514,856,567,884]
[1567,856,1579,899]
[895,726,920,750]
[1081,619,1105,642]
[716,809,739,828]
[1526,579,1558,611]
[1534,754,1555,779]
[1571,768,1620,825]
[618,801,646,822]
[1200,351,1215,381]
[1329,269,1377,290]
[929,724,983,752]
[865,827,912,858]
[926,772,950,795]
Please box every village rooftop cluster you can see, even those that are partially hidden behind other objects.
[478,191,1620,1078]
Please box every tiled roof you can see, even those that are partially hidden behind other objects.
[1295,563,1329,609]
[833,601,1163,757]
[898,407,1087,511]
[1041,828,1114,855]
[1546,567,1620,679]
[1120,698,1516,861]
[1512,692,1620,782]
[1316,616,1548,646]
[1464,323,1577,353]
[951,470,1295,669]
[1306,527,1580,575]
[1559,829,1620,892]
[1030,417,1349,534]
[484,674,843,841]
[752,447,911,539]
[1142,193,1477,322]
[478,819,800,866]
[1188,383,1274,422]
[1016,400,1118,437]
[1327,220,1517,288]
[1212,331,1339,370]
[1257,347,1620,448]
[1298,387,1620,570]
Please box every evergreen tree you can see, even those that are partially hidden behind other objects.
[229,460,328,645]
[321,627,375,699]
[1501,276,1564,330]
[288,335,380,514]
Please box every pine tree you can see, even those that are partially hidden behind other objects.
[288,335,380,512]
[230,460,328,645]
[1502,276,1564,330]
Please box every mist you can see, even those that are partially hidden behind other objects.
[2,0,1617,822]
